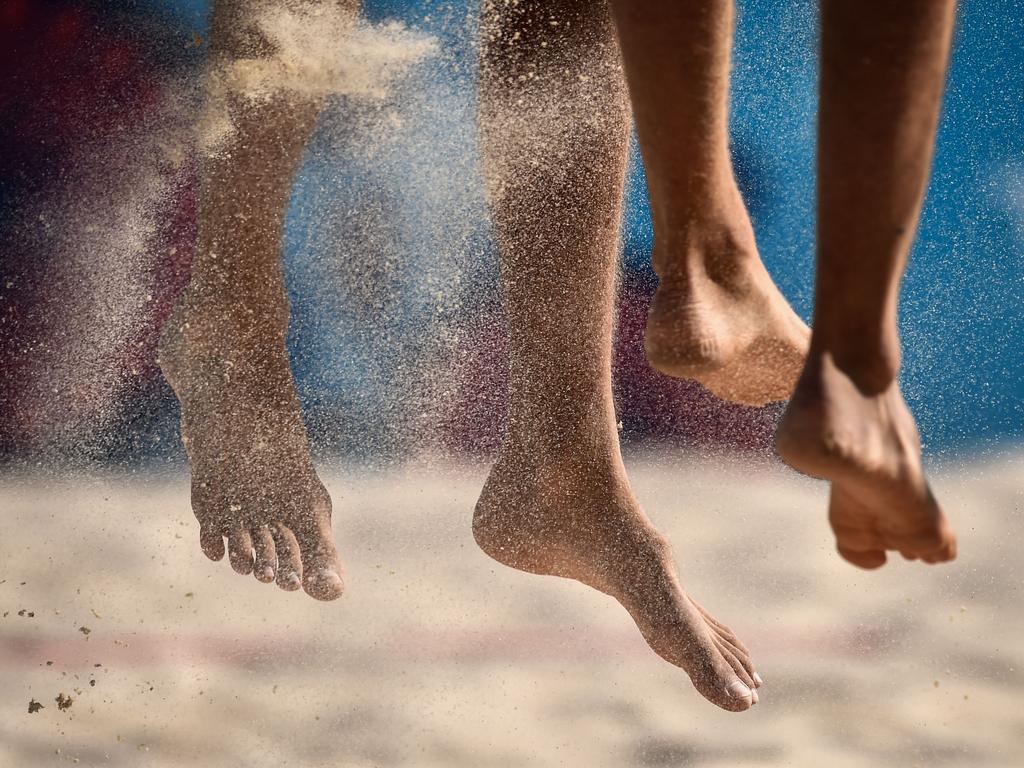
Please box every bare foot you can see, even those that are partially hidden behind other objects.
[158,298,345,600]
[645,207,809,406]
[474,451,762,711]
[775,352,957,569]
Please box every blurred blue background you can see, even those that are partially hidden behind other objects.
[1,0,1020,462]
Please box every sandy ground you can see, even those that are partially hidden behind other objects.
[1,451,1022,768]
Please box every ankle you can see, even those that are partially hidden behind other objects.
[161,295,293,381]
[807,339,901,394]
[653,220,759,291]
[652,182,757,278]
[497,424,623,478]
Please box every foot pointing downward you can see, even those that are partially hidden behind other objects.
[159,299,345,600]
[474,453,761,711]
[776,352,957,568]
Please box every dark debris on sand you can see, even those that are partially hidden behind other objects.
[55,693,73,711]
[27,699,43,714]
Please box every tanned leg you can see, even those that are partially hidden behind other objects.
[608,0,809,406]
[776,0,958,569]
[158,0,358,600]
[475,0,760,712]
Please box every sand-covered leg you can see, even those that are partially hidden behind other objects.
[158,0,358,600]
[776,0,958,568]
[476,0,760,711]
[608,0,808,406]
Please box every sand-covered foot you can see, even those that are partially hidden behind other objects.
[158,300,344,600]
[776,352,957,569]
[474,453,762,711]
[645,211,809,406]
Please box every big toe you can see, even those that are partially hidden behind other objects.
[294,518,345,601]
[700,661,755,713]
[677,635,756,713]
[837,543,887,569]
[304,567,345,600]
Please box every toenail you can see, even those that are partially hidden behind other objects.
[753,673,763,686]
[750,688,759,704]
[727,681,752,700]
[261,567,274,580]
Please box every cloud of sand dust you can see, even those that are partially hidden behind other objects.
[199,7,438,154]
[11,7,439,457]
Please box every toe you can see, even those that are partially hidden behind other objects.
[270,524,303,592]
[709,620,751,657]
[294,515,344,601]
[713,637,758,694]
[722,678,755,712]
[252,526,277,583]
[832,521,885,555]
[689,598,745,643]
[689,643,754,713]
[227,527,254,575]
[199,523,225,561]
[715,631,759,685]
[837,543,887,569]
[922,533,957,564]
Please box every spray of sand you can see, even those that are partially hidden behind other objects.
[13,7,438,457]
[200,8,437,154]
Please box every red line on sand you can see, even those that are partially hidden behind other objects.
[0,622,900,670]
[0,633,315,670]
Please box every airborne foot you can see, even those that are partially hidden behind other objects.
[645,212,809,406]
[474,451,762,711]
[775,351,957,569]
[158,299,345,600]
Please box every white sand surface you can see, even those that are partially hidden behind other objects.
[1,452,1022,767]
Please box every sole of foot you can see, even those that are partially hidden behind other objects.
[645,228,810,407]
[775,352,957,568]
[474,453,762,711]
[158,299,345,601]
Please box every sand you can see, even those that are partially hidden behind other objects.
[1,451,1022,767]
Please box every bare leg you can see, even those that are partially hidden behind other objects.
[158,0,356,599]
[776,0,958,569]
[474,0,760,712]
[608,1,809,406]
